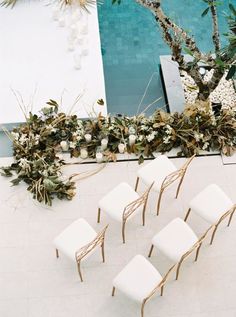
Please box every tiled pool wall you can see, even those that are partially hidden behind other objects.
[98,0,229,116]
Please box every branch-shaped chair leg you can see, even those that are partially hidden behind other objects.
[156,189,164,216]
[175,174,185,199]
[122,221,126,244]
[195,243,202,262]
[112,286,116,296]
[176,260,183,280]
[77,261,83,282]
[160,285,164,296]
[135,177,139,192]
[56,249,59,258]
[142,200,148,226]
[184,208,191,222]
[141,299,147,317]
[148,245,154,258]
[97,208,101,223]
[227,209,235,227]
[101,241,105,263]
[210,225,218,245]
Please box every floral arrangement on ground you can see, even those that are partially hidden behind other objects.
[1,99,236,206]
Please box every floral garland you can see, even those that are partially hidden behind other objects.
[1,100,236,206]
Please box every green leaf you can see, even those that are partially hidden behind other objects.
[226,65,236,80]
[183,47,194,56]
[201,7,209,17]
[138,155,144,165]
[11,178,21,186]
[215,58,225,67]
[97,98,104,105]
[0,167,13,177]
[229,3,236,16]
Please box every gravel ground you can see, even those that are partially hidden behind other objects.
[180,69,236,108]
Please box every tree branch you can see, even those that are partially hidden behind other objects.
[209,0,221,53]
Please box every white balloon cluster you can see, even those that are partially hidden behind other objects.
[52,5,90,70]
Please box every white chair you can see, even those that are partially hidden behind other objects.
[112,254,175,317]
[184,184,236,244]
[148,218,211,280]
[97,182,153,243]
[135,154,195,215]
[53,218,108,281]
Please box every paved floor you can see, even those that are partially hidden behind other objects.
[0,155,235,317]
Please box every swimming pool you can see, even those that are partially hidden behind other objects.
[98,0,230,116]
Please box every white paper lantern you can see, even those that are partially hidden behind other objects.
[129,135,136,146]
[60,141,69,151]
[84,134,92,142]
[101,138,108,150]
[80,148,88,159]
[118,143,125,154]
[96,152,103,163]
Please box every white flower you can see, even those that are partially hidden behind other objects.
[11,132,19,140]
[165,125,172,135]
[76,135,82,141]
[19,134,27,144]
[137,135,144,142]
[69,141,76,149]
[146,131,156,142]
[202,142,209,150]
[163,136,171,144]
[194,132,203,142]
[128,126,136,135]
[140,125,148,131]
[19,158,30,170]
[77,119,83,127]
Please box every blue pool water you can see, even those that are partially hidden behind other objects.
[98,0,230,116]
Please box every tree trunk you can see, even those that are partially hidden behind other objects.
[136,0,226,102]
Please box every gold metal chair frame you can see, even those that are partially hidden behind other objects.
[184,204,236,244]
[135,154,196,215]
[97,183,154,243]
[112,264,177,317]
[55,224,108,282]
[148,225,213,280]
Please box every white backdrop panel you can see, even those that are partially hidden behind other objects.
[0,0,107,124]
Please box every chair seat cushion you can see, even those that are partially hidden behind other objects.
[98,182,141,222]
[152,218,198,262]
[113,254,162,302]
[53,218,97,261]
[189,184,233,224]
[137,155,177,191]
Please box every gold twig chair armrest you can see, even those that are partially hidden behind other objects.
[75,224,109,262]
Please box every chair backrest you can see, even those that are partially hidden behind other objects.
[161,154,196,190]
[179,224,213,264]
[75,224,109,262]
[122,182,154,221]
[214,204,236,226]
[143,264,177,302]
